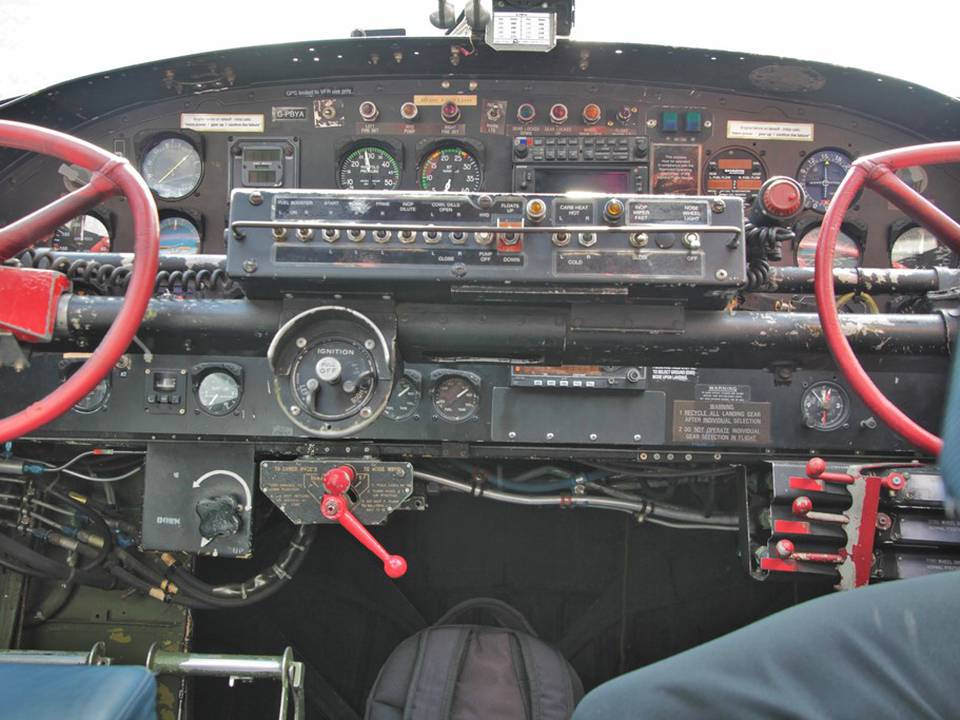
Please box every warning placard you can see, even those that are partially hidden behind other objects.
[672,400,771,445]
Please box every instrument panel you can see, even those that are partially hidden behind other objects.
[4,72,959,276]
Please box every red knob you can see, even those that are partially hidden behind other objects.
[792,496,814,516]
[441,101,461,124]
[775,539,795,559]
[323,465,355,494]
[806,457,827,478]
[760,177,804,218]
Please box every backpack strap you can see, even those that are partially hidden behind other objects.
[402,626,472,720]
[434,597,538,636]
[514,632,578,720]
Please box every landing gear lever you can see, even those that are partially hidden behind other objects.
[318,465,408,578]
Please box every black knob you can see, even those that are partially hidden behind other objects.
[196,495,241,541]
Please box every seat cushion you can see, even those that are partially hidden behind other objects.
[0,664,156,720]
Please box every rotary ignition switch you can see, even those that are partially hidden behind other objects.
[292,337,377,419]
[319,465,408,578]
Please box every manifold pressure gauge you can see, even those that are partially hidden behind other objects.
[268,306,396,437]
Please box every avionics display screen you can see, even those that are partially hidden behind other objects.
[535,169,631,194]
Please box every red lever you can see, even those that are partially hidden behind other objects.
[319,466,407,579]
[805,457,855,484]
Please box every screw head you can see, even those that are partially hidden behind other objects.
[249,191,263,206]
[589,433,598,441]
[360,407,372,418]
[296,337,307,348]
[242,259,258,274]
[711,199,726,213]
[364,339,376,350]
[546,432,555,440]
[290,405,301,416]
[508,431,517,439]
[633,434,642,442]
[715,268,729,281]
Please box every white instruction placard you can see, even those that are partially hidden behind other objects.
[727,120,814,142]
[492,11,553,47]
[180,113,264,133]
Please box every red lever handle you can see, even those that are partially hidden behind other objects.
[319,467,408,579]
[806,457,855,484]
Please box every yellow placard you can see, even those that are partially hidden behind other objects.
[412,95,478,106]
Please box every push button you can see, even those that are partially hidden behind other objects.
[684,111,702,133]
[661,111,679,132]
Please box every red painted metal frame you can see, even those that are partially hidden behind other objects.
[814,142,960,456]
[0,266,70,342]
[0,120,159,442]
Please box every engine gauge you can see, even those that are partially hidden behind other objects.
[338,145,401,190]
[196,370,242,416]
[890,226,952,269]
[432,374,480,422]
[74,377,110,414]
[45,214,111,252]
[795,224,861,269]
[141,137,203,200]
[159,215,201,254]
[796,149,853,212]
[801,381,850,431]
[704,147,767,200]
[384,373,422,421]
[419,146,482,192]
[895,166,928,194]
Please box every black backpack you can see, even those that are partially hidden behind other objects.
[366,598,584,720]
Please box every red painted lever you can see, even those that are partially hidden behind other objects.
[806,457,855,484]
[319,466,408,579]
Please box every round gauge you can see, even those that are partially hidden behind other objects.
[291,337,377,420]
[418,146,482,192]
[432,375,480,422]
[384,375,421,421]
[46,214,111,252]
[895,166,928,194]
[891,226,951,269]
[795,225,861,269]
[196,371,242,416]
[159,215,201,254]
[705,147,767,200]
[338,145,401,190]
[796,149,853,212]
[140,137,203,200]
[801,381,850,431]
[73,377,110,413]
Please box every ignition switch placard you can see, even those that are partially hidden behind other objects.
[672,400,771,445]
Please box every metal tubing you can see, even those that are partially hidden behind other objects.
[146,647,283,678]
[765,266,960,294]
[57,296,954,363]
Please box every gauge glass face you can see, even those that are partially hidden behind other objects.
[801,381,850,431]
[74,378,110,413]
[795,225,861,269]
[44,214,111,252]
[891,226,951,269]
[705,147,767,200]
[433,375,480,422]
[197,371,241,416]
[338,146,401,190]
[159,216,201,254]
[796,149,853,212]
[141,137,203,199]
[895,166,928,194]
[384,376,421,421]
[419,147,482,192]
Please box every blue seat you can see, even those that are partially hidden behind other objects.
[0,664,156,720]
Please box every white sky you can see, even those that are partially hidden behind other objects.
[0,0,958,99]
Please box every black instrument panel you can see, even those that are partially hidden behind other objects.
[2,63,959,272]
